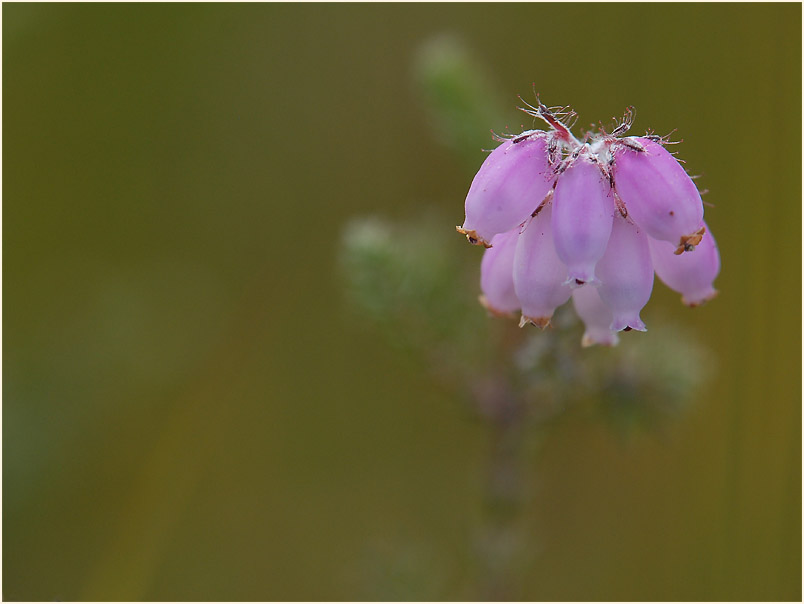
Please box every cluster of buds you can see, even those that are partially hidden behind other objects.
[457,96,720,347]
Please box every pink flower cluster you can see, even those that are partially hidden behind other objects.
[457,99,720,347]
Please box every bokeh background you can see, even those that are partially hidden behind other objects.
[4,3,801,601]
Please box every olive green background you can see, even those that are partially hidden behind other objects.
[4,3,801,601]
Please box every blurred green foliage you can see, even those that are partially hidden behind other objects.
[413,34,507,169]
[340,211,709,436]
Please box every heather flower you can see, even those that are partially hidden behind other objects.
[595,212,653,332]
[612,137,705,253]
[571,283,619,348]
[513,203,572,328]
[648,220,720,306]
[551,151,614,286]
[462,97,719,346]
[479,227,520,316]
[457,133,554,247]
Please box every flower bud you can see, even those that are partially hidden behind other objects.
[458,134,554,247]
[552,155,615,286]
[613,138,704,253]
[596,214,654,332]
[649,221,720,306]
[513,203,572,328]
[571,284,619,347]
[479,227,521,316]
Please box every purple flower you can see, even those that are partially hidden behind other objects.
[457,133,554,247]
[465,98,720,346]
[551,152,614,287]
[513,203,572,328]
[479,227,520,316]
[648,220,720,307]
[613,137,705,254]
[571,283,619,348]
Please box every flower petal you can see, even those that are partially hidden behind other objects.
[613,137,704,252]
[571,284,619,347]
[596,213,654,332]
[459,134,554,246]
[648,221,720,307]
[552,155,615,286]
[513,203,572,328]
[479,227,521,316]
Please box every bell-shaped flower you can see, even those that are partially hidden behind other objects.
[513,204,572,328]
[596,213,654,332]
[649,221,720,307]
[479,227,521,316]
[551,154,615,286]
[571,284,619,347]
[613,137,704,253]
[458,134,554,247]
[458,97,721,347]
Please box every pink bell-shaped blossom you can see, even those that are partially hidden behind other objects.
[513,203,572,329]
[458,97,721,347]
[552,154,615,286]
[613,137,704,254]
[479,227,521,316]
[458,134,554,247]
[596,213,654,332]
[571,284,619,347]
[649,221,720,307]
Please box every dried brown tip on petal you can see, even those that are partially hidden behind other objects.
[682,289,719,307]
[674,225,706,255]
[478,295,517,319]
[518,315,551,329]
[455,226,492,248]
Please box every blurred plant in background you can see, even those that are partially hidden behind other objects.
[340,35,714,601]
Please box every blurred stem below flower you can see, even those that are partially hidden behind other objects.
[476,380,527,601]
[340,211,710,600]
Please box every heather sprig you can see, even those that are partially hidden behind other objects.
[458,96,720,345]
[340,39,716,600]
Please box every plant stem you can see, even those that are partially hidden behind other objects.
[476,380,528,601]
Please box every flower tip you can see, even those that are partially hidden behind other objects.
[674,225,706,255]
[564,275,601,289]
[611,315,647,332]
[581,332,620,348]
[518,314,552,329]
[682,288,719,307]
[456,226,492,248]
[478,294,517,318]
